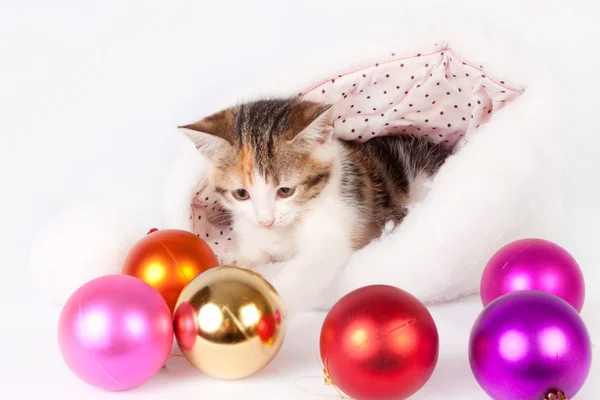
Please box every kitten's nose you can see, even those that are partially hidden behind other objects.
[258,218,275,228]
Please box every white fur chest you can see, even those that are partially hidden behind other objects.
[234,220,298,262]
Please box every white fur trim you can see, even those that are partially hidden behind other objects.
[29,204,146,305]
[162,140,210,231]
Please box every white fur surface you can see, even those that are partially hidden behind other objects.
[29,204,146,305]
[163,29,563,311]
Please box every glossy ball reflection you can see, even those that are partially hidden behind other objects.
[173,266,286,380]
[57,275,173,391]
[480,238,585,312]
[320,285,439,400]
[122,229,219,314]
[469,291,592,400]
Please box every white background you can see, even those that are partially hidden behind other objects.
[1,0,598,399]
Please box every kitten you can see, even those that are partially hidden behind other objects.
[179,97,450,317]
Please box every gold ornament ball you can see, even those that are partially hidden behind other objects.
[173,266,287,380]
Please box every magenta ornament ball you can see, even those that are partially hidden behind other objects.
[58,275,173,391]
[469,291,592,400]
[480,238,585,312]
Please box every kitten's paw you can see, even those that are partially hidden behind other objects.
[218,253,239,266]
[218,252,268,269]
[253,263,283,280]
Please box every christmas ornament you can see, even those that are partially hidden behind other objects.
[320,285,439,400]
[57,275,173,391]
[480,238,585,312]
[173,266,286,380]
[122,229,219,313]
[469,290,592,400]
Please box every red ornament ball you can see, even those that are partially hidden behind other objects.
[320,285,439,400]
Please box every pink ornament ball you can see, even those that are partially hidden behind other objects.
[58,275,173,391]
[480,238,585,312]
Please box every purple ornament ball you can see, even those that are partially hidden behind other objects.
[58,275,173,391]
[469,291,592,400]
[480,238,585,312]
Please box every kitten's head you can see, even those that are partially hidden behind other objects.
[180,98,335,229]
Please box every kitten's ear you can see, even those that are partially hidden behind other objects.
[288,101,334,145]
[178,108,236,161]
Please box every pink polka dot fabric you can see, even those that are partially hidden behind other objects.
[301,42,523,148]
[188,42,524,261]
[189,182,236,260]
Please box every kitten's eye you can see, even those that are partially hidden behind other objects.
[232,188,250,201]
[277,187,296,198]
